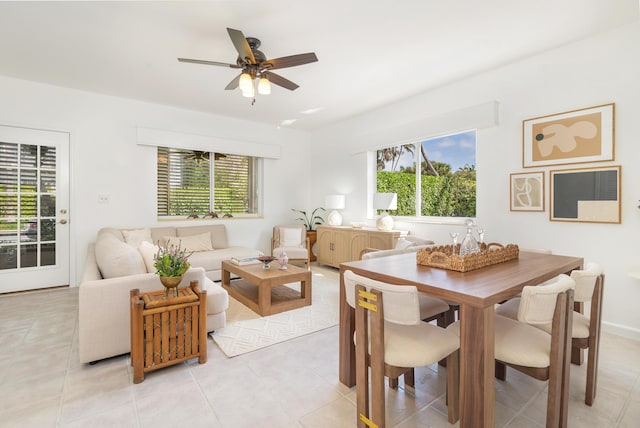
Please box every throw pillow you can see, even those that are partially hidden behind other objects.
[281,227,302,247]
[122,228,152,248]
[95,234,146,279]
[138,241,160,273]
[395,239,414,250]
[165,232,214,252]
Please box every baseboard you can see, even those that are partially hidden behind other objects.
[602,321,640,341]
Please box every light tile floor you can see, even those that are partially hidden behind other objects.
[1,273,639,427]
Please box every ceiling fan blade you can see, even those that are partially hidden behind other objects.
[264,72,299,91]
[225,74,242,90]
[177,58,240,68]
[262,53,318,70]
[227,27,256,64]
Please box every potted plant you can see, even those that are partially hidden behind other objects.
[154,243,192,296]
[292,207,325,262]
[291,207,326,231]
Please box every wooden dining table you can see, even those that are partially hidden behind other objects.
[339,250,583,428]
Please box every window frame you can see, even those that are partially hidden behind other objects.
[156,147,263,220]
[373,129,477,224]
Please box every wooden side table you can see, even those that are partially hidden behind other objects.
[130,280,207,383]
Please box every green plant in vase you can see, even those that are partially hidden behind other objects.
[154,244,192,296]
[291,207,325,231]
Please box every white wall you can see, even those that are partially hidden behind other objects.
[1,20,638,338]
[310,21,640,338]
[0,76,313,286]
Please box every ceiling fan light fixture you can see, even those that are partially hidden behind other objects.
[239,72,253,92]
[258,76,271,95]
[241,83,255,98]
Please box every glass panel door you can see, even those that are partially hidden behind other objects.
[0,125,69,293]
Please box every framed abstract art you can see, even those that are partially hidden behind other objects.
[523,103,614,168]
[550,165,621,223]
[510,171,544,212]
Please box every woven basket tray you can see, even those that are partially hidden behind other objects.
[416,242,519,272]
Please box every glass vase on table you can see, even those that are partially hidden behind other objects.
[449,232,459,255]
[459,219,480,256]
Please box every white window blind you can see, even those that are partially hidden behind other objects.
[157,147,258,217]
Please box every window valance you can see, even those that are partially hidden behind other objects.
[137,127,281,159]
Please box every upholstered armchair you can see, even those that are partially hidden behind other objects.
[271,224,311,269]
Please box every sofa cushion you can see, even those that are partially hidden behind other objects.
[405,236,435,246]
[188,247,263,272]
[97,227,124,241]
[165,232,214,252]
[122,228,152,247]
[395,239,414,250]
[150,227,177,246]
[273,247,307,259]
[95,234,146,279]
[202,280,229,314]
[138,241,160,273]
[177,224,228,249]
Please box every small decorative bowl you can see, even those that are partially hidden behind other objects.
[257,256,276,269]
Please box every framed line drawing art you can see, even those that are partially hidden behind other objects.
[523,103,614,167]
[510,171,544,212]
[550,165,621,223]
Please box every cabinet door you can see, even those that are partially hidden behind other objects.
[369,231,398,250]
[332,230,352,266]
[349,231,370,261]
[316,227,334,265]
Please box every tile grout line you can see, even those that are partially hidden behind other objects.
[501,386,546,428]
[56,296,78,427]
[615,371,640,427]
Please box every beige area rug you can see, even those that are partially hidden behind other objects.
[210,265,340,357]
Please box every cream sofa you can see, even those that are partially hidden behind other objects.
[78,224,262,364]
[360,235,435,260]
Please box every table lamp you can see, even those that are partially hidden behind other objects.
[373,192,397,231]
[325,194,346,226]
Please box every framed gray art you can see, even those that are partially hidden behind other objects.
[550,165,621,223]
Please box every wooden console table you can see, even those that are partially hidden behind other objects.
[130,281,207,383]
[316,225,406,268]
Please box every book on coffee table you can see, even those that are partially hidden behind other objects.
[230,256,260,266]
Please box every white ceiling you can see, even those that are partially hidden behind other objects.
[0,1,637,131]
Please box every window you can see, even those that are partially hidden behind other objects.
[157,147,259,218]
[376,130,476,218]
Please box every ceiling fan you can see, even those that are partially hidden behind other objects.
[178,27,318,98]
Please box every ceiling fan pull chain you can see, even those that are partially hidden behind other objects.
[251,97,256,106]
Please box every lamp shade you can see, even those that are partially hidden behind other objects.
[239,72,253,92]
[241,83,255,98]
[325,194,345,210]
[373,193,397,210]
[258,77,271,95]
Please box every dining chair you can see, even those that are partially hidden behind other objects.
[569,262,605,405]
[344,270,460,427]
[271,224,310,269]
[360,249,456,329]
[495,262,604,406]
[451,274,575,428]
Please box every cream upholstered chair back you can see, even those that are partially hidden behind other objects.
[517,274,575,326]
[343,270,421,326]
[272,225,306,248]
[571,262,604,303]
[271,224,310,269]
